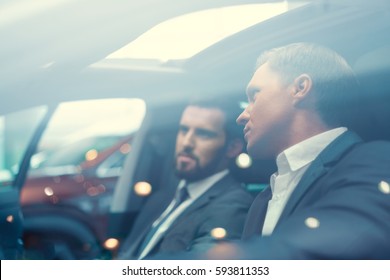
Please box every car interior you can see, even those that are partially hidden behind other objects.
[1,0,390,260]
[107,0,390,259]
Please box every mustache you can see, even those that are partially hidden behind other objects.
[176,151,197,160]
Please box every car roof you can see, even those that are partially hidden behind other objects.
[2,0,390,115]
[0,0,280,113]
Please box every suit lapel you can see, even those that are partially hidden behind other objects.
[164,174,236,231]
[123,224,150,258]
[125,174,237,258]
[278,131,362,222]
[242,186,272,239]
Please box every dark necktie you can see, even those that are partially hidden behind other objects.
[136,186,189,258]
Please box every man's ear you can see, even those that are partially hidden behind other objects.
[226,138,244,158]
[291,74,313,105]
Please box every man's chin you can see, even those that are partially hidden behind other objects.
[247,144,275,160]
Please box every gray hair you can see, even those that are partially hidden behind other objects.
[256,42,361,127]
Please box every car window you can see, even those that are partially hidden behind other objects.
[29,98,145,169]
[19,98,146,259]
[0,106,48,187]
[30,135,123,168]
[96,147,129,178]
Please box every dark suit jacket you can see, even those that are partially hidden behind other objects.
[118,174,254,259]
[239,131,390,259]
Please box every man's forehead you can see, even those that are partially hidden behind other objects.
[246,62,282,90]
[246,64,266,93]
[182,105,224,117]
[180,106,225,128]
[252,62,270,78]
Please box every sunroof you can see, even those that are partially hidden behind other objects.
[106,2,307,63]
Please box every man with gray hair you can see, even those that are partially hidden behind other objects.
[207,42,390,259]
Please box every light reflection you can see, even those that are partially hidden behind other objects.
[305,217,320,229]
[378,181,390,194]
[104,238,120,250]
[211,227,227,239]
[134,181,152,197]
[236,153,252,169]
[42,61,55,69]
[85,149,98,161]
[107,3,295,62]
[120,143,131,154]
[44,186,54,196]
[87,186,99,196]
[239,101,249,109]
[97,184,106,193]
[6,215,14,223]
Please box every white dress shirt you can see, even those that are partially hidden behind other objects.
[138,169,229,259]
[262,127,348,236]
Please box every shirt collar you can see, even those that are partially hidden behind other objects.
[276,127,348,175]
[178,169,229,199]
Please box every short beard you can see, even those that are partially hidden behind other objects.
[174,147,227,182]
[174,165,210,182]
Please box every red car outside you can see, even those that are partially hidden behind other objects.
[20,134,133,259]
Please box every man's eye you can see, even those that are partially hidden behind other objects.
[197,130,216,139]
[247,89,260,102]
[252,91,260,101]
[179,126,189,134]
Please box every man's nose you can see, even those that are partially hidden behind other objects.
[236,107,250,126]
[182,131,195,147]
